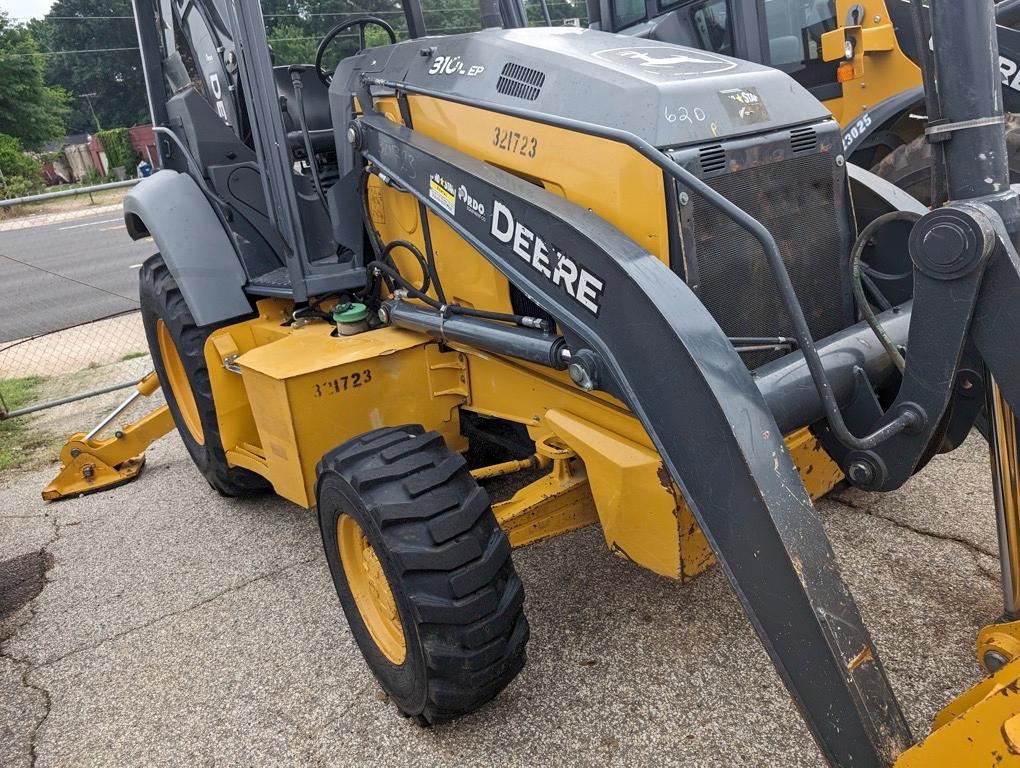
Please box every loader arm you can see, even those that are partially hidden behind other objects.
[354,104,913,766]
[348,1,1020,750]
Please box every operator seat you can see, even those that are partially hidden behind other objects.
[273,66,336,157]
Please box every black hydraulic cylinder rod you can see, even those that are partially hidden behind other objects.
[930,2,1013,202]
[382,300,568,369]
[755,303,912,435]
[385,296,913,436]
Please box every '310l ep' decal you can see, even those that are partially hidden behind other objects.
[427,55,484,77]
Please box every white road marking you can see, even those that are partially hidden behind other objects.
[129,264,142,269]
[99,224,123,231]
[58,217,120,230]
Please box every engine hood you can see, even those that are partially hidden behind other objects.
[334,26,834,149]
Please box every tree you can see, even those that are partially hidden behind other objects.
[0,133,44,197]
[0,13,69,149]
[38,0,148,134]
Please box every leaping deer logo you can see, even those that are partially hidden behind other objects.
[618,51,720,68]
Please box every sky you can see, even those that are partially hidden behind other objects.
[1,0,55,21]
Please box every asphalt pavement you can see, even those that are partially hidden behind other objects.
[0,209,151,343]
[0,430,1005,767]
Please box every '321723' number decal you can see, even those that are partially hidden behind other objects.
[313,369,372,397]
[493,127,538,158]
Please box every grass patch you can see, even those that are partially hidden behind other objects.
[119,351,148,362]
[0,376,46,472]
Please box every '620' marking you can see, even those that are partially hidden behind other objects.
[493,127,538,158]
[313,369,373,397]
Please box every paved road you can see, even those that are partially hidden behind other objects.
[0,210,152,343]
[0,428,1005,767]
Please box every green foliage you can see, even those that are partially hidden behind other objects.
[0,12,69,149]
[0,175,38,200]
[36,0,148,134]
[0,133,43,198]
[268,22,318,67]
[24,0,588,141]
[0,133,42,179]
[96,127,139,171]
[524,0,588,26]
[263,0,588,71]
[0,375,45,471]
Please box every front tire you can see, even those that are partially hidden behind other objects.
[316,425,528,724]
[139,254,270,497]
[872,114,1020,205]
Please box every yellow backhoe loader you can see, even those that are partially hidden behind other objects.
[41,0,1020,763]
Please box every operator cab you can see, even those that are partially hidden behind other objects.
[148,0,404,302]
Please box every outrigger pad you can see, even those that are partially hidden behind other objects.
[43,450,148,501]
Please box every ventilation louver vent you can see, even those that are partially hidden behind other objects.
[790,127,818,154]
[699,145,727,175]
[497,62,546,101]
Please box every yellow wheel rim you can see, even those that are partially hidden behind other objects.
[156,318,205,446]
[337,514,406,665]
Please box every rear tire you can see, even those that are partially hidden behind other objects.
[872,114,1020,205]
[139,254,270,497]
[316,425,528,725]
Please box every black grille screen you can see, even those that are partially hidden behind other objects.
[690,151,848,368]
[497,62,546,101]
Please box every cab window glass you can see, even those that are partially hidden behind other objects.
[688,0,732,55]
[763,0,838,88]
[612,0,647,29]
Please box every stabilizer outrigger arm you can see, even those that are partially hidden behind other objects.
[337,2,1020,764]
[43,373,174,501]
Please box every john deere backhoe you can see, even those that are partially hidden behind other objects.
[42,0,1020,762]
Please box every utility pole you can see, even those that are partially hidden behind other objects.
[78,93,102,132]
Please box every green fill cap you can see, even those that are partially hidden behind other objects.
[333,302,369,323]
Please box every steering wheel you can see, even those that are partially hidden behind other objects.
[315,16,397,86]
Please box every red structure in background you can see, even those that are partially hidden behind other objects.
[87,134,105,175]
[128,124,158,167]
[40,163,67,185]
[83,124,158,178]
[35,124,160,186]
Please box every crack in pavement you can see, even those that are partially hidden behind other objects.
[0,515,60,768]
[829,493,1001,586]
[31,554,318,672]
[2,511,316,768]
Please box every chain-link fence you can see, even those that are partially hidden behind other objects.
[0,181,162,472]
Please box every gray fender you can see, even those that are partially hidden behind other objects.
[848,162,927,219]
[842,86,924,158]
[124,170,252,327]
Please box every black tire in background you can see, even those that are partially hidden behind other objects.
[317,425,528,725]
[872,114,1020,206]
[139,254,270,497]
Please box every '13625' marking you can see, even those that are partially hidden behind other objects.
[313,369,373,397]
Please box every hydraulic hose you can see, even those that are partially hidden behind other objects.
[361,171,547,330]
[849,211,922,374]
[291,69,328,210]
